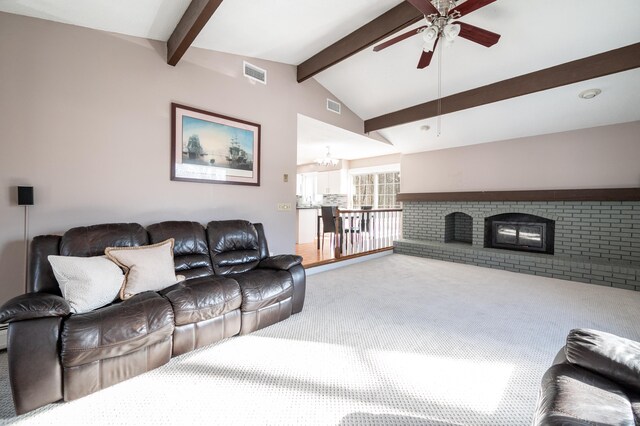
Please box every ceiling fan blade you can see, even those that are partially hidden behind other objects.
[373,26,428,52]
[417,37,439,69]
[405,0,439,16]
[455,21,501,47]
[450,0,497,17]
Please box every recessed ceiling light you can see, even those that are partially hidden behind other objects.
[420,125,431,132]
[578,89,602,99]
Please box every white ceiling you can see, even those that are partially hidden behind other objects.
[2,0,639,161]
[0,0,191,41]
[194,0,403,65]
[297,114,399,165]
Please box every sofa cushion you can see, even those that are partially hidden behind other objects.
[565,328,640,393]
[60,292,174,368]
[207,220,261,275]
[533,363,635,425]
[162,276,242,326]
[60,223,148,257]
[105,239,184,300]
[147,221,214,280]
[232,269,293,311]
[48,255,124,314]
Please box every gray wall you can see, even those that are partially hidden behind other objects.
[0,12,365,303]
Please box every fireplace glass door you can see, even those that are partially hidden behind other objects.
[492,222,546,251]
[495,224,517,245]
[518,225,543,249]
[484,213,554,254]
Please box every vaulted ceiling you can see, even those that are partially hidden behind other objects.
[3,0,639,163]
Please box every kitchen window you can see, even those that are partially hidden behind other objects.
[351,171,400,209]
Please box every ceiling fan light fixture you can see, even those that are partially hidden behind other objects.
[443,23,461,42]
[422,27,439,52]
[422,26,439,42]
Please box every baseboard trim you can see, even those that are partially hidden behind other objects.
[305,250,393,275]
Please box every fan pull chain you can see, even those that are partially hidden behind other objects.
[437,38,442,137]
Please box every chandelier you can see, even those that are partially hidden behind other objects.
[315,146,339,167]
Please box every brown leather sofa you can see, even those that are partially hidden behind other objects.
[0,219,305,415]
[532,328,640,425]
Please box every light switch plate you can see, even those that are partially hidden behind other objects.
[277,203,292,211]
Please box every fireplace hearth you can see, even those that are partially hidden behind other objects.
[396,194,640,291]
[484,213,555,254]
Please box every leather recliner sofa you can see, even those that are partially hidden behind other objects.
[0,219,305,415]
[532,328,640,425]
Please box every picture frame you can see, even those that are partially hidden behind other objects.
[171,103,261,186]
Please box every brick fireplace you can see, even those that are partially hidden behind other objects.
[394,189,640,291]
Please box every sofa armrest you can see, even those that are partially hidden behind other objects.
[258,255,303,271]
[532,363,634,426]
[565,328,640,393]
[0,293,71,323]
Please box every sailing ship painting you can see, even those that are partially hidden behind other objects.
[181,115,254,172]
[171,103,260,186]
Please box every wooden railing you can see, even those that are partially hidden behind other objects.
[333,208,402,258]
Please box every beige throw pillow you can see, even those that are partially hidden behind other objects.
[105,239,184,300]
[48,255,124,314]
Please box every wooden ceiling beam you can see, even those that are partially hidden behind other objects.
[296,2,422,83]
[167,0,224,66]
[364,42,640,132]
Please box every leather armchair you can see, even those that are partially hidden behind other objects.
[533,328,640,425]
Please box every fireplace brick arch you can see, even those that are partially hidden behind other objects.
[444,212,473,244]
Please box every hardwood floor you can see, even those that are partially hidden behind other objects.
[296,238,394,268]
[295,238,336,267]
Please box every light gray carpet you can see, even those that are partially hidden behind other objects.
[2,254,640,425]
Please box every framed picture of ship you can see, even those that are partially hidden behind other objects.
[171,103,261,186]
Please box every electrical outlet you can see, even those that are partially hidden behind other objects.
[277,203,292,211]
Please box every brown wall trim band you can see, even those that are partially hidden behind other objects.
[397,188,640,202]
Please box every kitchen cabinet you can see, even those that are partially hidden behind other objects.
[297,207,319,244]
[317,170,344,194]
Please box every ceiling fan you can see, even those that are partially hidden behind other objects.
[373,0,501,69]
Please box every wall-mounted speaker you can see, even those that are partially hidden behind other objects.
[18,186,34,206]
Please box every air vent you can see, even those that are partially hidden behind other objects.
[327,99,341,114]
[243,61,267,84]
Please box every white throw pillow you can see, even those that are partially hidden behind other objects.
[105,239,184,300]
[48,255,124,314]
